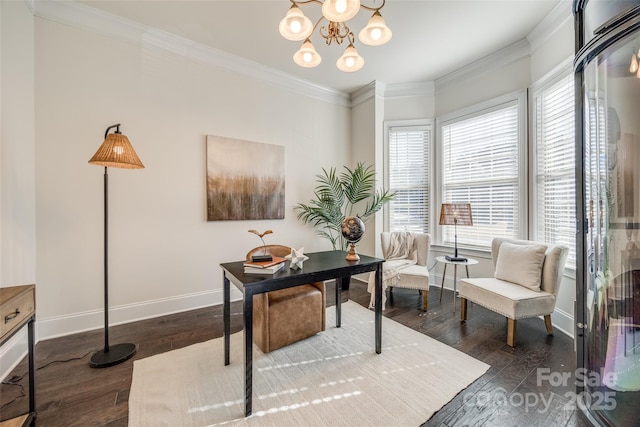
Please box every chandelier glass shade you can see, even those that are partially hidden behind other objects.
[294,39,322,67]
[278,5,313,41]
[630,49,640,78]
[358,11,392,46]
[279,0,391,72]
[336,40,364,72]
[321,0,360,22]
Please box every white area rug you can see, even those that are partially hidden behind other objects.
[129,301,489,426]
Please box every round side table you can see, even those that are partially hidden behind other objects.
[435,256,478,312]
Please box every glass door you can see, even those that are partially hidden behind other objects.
[576,3,640,425]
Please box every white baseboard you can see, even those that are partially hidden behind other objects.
[550,307,574,339]
[1,286,244,380]
[0,329,29,381]
[37,287,244,340]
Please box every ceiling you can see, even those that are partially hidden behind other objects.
[78,0,565,93]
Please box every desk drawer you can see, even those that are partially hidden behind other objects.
[0,286,35,340]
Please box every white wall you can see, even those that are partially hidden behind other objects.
[384,84,435,122]
[530,14,574,84]
[0,0,37,380]
[33,14,350,339]
[435,51,531,117]
[349,83,383,258]
[1,0,36,288]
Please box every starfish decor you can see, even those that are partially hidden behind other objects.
[286,247,309,270]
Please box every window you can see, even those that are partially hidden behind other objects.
[532,72,576,267]
[439,94,525,250]
[385,121,432,233]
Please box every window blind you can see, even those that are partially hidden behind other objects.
[441,101,520,249]
[387,125,431,232]
[534,74,576,267]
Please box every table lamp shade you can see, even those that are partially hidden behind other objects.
[439,203,473,226]
[89,132,144,169]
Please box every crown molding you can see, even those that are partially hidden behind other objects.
[527,1,573,54]
[350,81,387,106]
[529,56,573,91]
[350,80,435,107]
[24,0,36,14]
[435,38,531,95]
[32,0,351,107]
[384,81,435,99]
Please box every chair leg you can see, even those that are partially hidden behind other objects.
[507,318,517,347]
[422,289,428,312]
[544,314,554,335]
[460,297,467,320]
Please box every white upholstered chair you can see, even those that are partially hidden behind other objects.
[379,232,431,311]
[459,238,568,347]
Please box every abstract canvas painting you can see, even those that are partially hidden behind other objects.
[206,135,285,221]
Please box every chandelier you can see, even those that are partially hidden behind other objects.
[278,0,392,72]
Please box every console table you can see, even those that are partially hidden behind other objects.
[220,250,383,417]
[0,285,36,427]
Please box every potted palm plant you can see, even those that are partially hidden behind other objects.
[294,163,394,288]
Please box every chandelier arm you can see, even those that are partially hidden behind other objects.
[341,24,352,40]
[289,0,324,6]
[312,14,327,35]
[291,0,385,11]
[359,0,386,12]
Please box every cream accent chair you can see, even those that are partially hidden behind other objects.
[380,232,431,311]
[459,238,568,347]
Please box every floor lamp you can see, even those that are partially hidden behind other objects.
[439,203,473,262]
[88,124,144,368]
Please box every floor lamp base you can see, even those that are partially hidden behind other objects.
[89,343,137,368]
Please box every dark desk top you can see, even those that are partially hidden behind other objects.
[220,250,384,294]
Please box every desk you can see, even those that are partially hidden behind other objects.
[0,285,36,427]
[220,250,384,417]
[436,256,478,313]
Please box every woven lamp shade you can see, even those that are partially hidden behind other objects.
[439,203,473,226]
[89,133,144,169]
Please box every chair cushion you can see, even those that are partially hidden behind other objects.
[459,277,556,319]
[494,242,546,291]
[390,264,429,290]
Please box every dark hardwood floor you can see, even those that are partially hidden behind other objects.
[1,281,592,427]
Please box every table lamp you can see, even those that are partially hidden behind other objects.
[439,203,473,262]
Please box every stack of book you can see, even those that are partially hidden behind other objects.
[243,256,286,274]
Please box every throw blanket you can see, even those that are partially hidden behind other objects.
[368,232,417,309]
